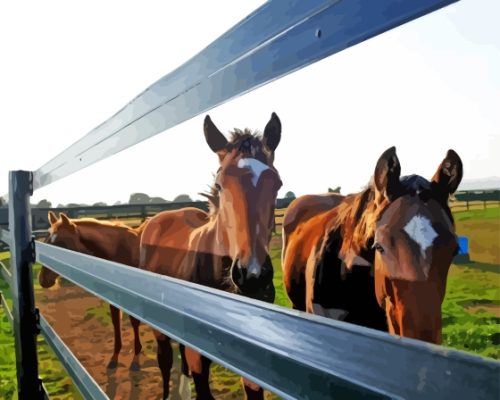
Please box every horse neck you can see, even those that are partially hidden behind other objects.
[193,216,228,258]
[185,219,233,288]
[77,222,138,260]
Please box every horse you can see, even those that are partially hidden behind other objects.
[282,146,462,344]
[38,211,150,370]
[139,112,282,400]
[281,192,345,266]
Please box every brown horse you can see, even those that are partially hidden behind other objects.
[282,147,462,344]
[281,192,345,264]
[139,112,282,400]
[38,211,149,370]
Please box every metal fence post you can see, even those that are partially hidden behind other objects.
[9,170,44,399]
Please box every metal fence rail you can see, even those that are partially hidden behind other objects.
[0,227,12,248]
[31,0,459,192]
[0,290,13,326]
[39,315,107,400]
[0,260,11,285]
[35,242,500,400]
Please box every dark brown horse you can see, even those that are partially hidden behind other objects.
[38,211,149,369]
[139,113,282,400]
[282,147,462,344]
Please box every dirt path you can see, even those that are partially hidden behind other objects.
[35,281,280,399]
[36,283,185,400]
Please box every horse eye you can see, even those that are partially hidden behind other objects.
[214,183,222,192]
[372,242,385,254]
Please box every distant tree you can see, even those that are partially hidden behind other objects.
[92,202,107,207]
[129,193,150,204]
[36,199,52,208]
[113,201,122,205]
[173,194,193,203]
[328,186,341,194]
[150,196,168,204]
[285,191,296,199]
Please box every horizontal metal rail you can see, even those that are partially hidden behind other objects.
[0,227,12,248]
[0,290,13,327]
[36,242,500,400]
[32,0,459,191]
[0,260,11,285]
[39,315,108,400]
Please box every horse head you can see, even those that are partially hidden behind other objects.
[342,147,463,343]
[203,113,283,294]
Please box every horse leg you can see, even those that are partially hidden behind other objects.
[129,315,142,371]
[179,343,190,376]
[242,378,264,400]
[185,346,214,400]
[154,330,174,400]
[178,343,192,399]
[107,304,122,368]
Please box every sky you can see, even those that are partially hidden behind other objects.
[0,0,498,206]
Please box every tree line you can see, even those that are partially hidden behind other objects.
[0,187,343,208]
[0,193,194,208]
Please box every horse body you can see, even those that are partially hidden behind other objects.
[140,113,282,400]
[39,212,148,369]
[282,147,463,344]
[140,207,209,279]
[282,193,344,309]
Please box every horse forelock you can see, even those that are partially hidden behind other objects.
[399,174,454,224]
[228,129,273,164]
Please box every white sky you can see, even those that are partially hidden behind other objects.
[0,0,498,206]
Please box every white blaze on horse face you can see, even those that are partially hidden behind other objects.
[50,234,58,244]
[237,157,269,187]
[403,214,438,256]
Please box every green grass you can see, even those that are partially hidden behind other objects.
[442,263,500,359]
[453,206,500,221]
[270,233,292,309]
[84,304,112,326]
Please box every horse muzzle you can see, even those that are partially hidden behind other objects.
[231,255,274,298]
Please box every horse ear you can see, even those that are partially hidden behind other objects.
[48,211,58,225]
[59,213,72,226]
[373,146,401,201]
[431,149,463,196]
[263,112,281,152]
[204,115,228,154]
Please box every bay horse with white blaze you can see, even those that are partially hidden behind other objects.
[282,147,462,343]
[139,113,282,400]
[38,211,149,370]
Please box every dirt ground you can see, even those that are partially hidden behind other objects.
[36,283,191,400]
[35,279,279,400]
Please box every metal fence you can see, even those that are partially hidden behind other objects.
[1,1,499,399]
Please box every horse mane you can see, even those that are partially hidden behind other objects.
[134,217,152,233]
[200,129,270,221]
[333,186,377,259]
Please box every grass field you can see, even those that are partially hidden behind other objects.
[0,207,498,398]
